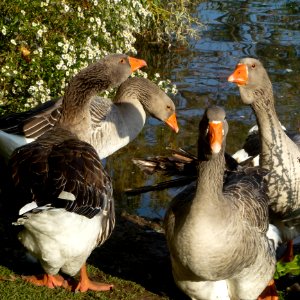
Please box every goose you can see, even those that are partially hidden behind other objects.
[232,124,300,167]
[164,105,277,300]
[228,58,300,258]
[0,78,179,163]
[8,53,147,291]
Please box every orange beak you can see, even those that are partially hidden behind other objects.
[228,63,248,86]
[208,121,223,154]
[165,113,179,133]
[128,57,147,72]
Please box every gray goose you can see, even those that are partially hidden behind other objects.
[232,124,300,166]
[228,58,300,255]
[8,54,146,291]
[0,78,178,161]
[164,106,277,300]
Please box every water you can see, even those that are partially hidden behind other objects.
[106,0,300,219]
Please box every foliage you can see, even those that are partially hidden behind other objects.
[0,0,199,115]
[142,0,201,44]
[274,254,300,279]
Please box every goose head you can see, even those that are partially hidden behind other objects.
[198,106,228,160]
[66,54,147,100]
[115,77,179,133]
[227,57,272,105]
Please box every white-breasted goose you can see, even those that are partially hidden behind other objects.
[228,58,300,259]
[9,54,146,292]
[0,78,178,161]
[164,106,277,300]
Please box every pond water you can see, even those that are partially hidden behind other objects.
[106,0,300,219]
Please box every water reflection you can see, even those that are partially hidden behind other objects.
[107,0,299,219]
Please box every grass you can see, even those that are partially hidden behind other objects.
[0,254,168,300]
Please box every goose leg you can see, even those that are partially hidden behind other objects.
[22,273,67,288]
[279,240,294,262]
[257,279,278,300]
[74,264,113,292]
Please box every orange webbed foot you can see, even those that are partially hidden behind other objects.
[75,280,113,292]
[22,273,68,289]
[74,264,113,292]
[258,279,279,300]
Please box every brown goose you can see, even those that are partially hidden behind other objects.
[9,54,147,291]
[164,106,277,300]
[0,78,178,161]
[228,58,300,252]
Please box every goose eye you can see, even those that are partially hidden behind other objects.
[166,105,171,110]
[251,64,256,69]
[120,58,125,64]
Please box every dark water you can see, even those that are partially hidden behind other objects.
[107,0,300,219]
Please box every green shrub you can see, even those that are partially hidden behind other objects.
[0,0,199,115]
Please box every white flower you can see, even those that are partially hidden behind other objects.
[1,26,7,35]
[171,86,178,94]
[63,43,69,53]
[28,86,37,93]
[64,4,70,12]
[10,39,17,45]
[37,29,43,38]
[41,1,48,7]
[21,10,26,15]
[56,60,64,70]
[95,17,101,26]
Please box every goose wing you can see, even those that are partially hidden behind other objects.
[224,167,270,233]
[10,135,113,219]
[0,98,62,139]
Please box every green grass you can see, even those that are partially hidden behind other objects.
[0,265,167,300]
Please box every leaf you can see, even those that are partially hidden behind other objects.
[274,254,300,279]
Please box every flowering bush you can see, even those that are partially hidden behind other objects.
[0,0,198,114]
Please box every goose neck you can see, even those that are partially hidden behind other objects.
[195,150,225,204]
[58,82,95,136]
[116,99,146,134]
[247,84,285,148]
